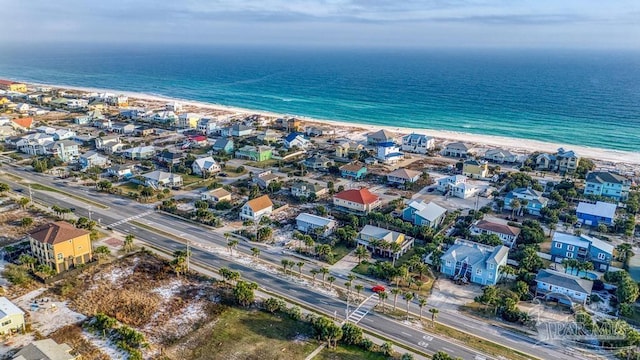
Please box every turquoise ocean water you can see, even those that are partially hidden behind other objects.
[0,45,638,152]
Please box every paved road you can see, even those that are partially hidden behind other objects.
[0,166,588,359]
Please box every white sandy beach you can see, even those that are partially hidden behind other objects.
[37,82,640,167]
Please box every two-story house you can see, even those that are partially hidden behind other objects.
[483,148,519,164]
[462,159,489,179]
[504,187,549,216]
[28,221,93,274]
[535,148,580,174]
[584,171,631,201]
[235,145,273,162]
[0,297,25,335]
[95,135,122,154]
[442,142,470,158]
[191,156,221,177]
[123,145,155,160]
[240,195,273,222]
[366,129,398,145]
[284,132,311,149]
[535,269,593,305]
[107,164,134,179]
[212,138,234,154]
[47,140,79,163]
[157,150,184,166]
[254,170,280,189]
[339,162,367,180]
[290,182,328,199]
[333,188,380,214]
[386,168,422,185]
[357,225,414,260]
[376,142,403,164]
[78,151,109,170]
[295,213,337,237]
[576,201,616,227]
[401,133,434,154]
[440,239,509,285]
[402,200,447,228]
[304,155,333,171]
[437,175,478,199]
[141,170,183,189]
[550,232,613,271]
[470,220,521,248]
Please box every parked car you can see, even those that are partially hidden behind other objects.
[372,285,386,293]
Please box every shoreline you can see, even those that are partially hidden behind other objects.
[25,81,640,167]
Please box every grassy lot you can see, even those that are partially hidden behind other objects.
[245,159,279,169]
[115,181,142,195]
[330,243,352,264]
[317,344,388,360]
[177,307,318,360]
[222,165,248,177]
[352,262,371,277]
[29,183,109,209]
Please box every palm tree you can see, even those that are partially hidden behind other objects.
[403,292,414,319]
[319,267,329,285]
[519,199,529,216]
[429,308,439,326]
[379,291,388,313]
[392,288,401,311]
[251,247,261,258]
[616,243,634,263]
[296,261,305,278]
[354,245,369,264]
[327,275,336,290]
[310,269,319,285]
[344,281,352,296]
[418,298,427,320]
[281,259,290,274]
[390,242,402,267]
[123,234,135,252]
[355,284,364,299]
[510,199,520,218]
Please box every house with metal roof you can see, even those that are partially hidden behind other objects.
[366,129,398,145]
[462,159,489,179]
[550,232,613,271]
[504,187,549,216]
[437,175,479,199]
[12,338,78,360]
[440,239,509,285]
[576,201,617,227]
[284,132,310,149]
[483,148,519,164]
[401,133,434,154]
[357,225,414,260]
[535,269,593,305]
[470,220,521,248]
[212,138,234,154]
[0,297,25,335]
[535,148,580,174]
[584,171,631,201]
[290,182,328,199]
[442,142,470,158]
[295,213,336,237]
[386,168,422,185]
[140,170,183,189]
[402,200,447,228]
[192,156,221,176]
[339,162,367,180]
[376,142,403,164]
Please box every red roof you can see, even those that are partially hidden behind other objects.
[334,188,379,205]
[0,80,18,86]
[189,135,207,142]
[11,117,33,129]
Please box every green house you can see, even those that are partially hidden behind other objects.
[235,145,273,162]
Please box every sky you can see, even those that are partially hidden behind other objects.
[1,0,639,49]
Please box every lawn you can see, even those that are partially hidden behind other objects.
[245,159,279,169]
[330,243,352,264]
[352,262,371,277]
[222,165,248,177]
[317,344,388,360]
[175,307,319,360]
[29,183,109,209]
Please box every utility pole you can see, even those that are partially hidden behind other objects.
[186,239,190,272]
[28,184,33,204]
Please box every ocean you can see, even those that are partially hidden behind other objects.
[0,45,639,152]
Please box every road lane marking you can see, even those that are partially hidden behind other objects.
[401,332,413,337]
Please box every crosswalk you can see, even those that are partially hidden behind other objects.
[108,210,155,227]
[347,293,379,324]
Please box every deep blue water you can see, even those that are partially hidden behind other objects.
[0,45,639,152]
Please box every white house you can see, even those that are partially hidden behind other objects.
[437,175,478,199]
[107,164,134,179]
[240,195,273,221]
[333,188,381,214]
[376,142,403,164]
[0,297,25,335]
[284,132,311,149]
[295,213,337,237]
[123,145,155,160]
[201,187,232,203]
[401,133,434,154]
[191,156,221,176]
[470,220,521,248]
[141,171,183,188]
[386,168,422,185]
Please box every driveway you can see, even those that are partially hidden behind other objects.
[429,278,483,311]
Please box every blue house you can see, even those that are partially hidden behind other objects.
[504,187,548,216]
[535,269,593,305]
[584,171,631,201]
[550,232,613,271]
[339,162,367,180]
[439,239,509,285]
[402,200,447,228]
[213,138,234,154]
[576,201,616,227]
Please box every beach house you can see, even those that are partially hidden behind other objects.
[240,195,273,221]
[386,168,422,185]
[212,138,234,154]
[254,170,280,189]
[141,171,183,188]
[284,132,310,149]
[95,135,122,154]
[157,150,184,166]
[235,145,273,162]
[0,297,25,335]
[107,164,134,179]
[584,171,631,201]
[357,225,414,260]
[290,182,328,199]
[295,213,337,237]
[470,220,521,248]
[550,232,613,271]
[191,156,221,177]
[462,159,489,179]
[304,155,333,171]
[333,188,381,214]
[443,142,470,158]
[504,187,548,216]
[376,142,404,164]
[28,221,93,274]
[535,148,580,174]
[535,269,593,305]
[201,187,232,203]
[576,201,617,227]
[439,239,509,285]
[13,339,79,360]
[483,148,519,164]
[78,151,109,170]
[437,175,478,199]
[227,124,253,137]
[123,145,155,160]
[402,200,447,228]
[366,129,398,145]
[401,133,434,154]
[47,140,79,163]
[178,113,202,129]
[339,162,367,180]
[0,80,27,92]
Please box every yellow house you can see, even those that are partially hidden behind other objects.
[28,221,93,274]
[0,297,25,335]
[0,97,11,106]
[0,80,27,93]
[462,159,489,179]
